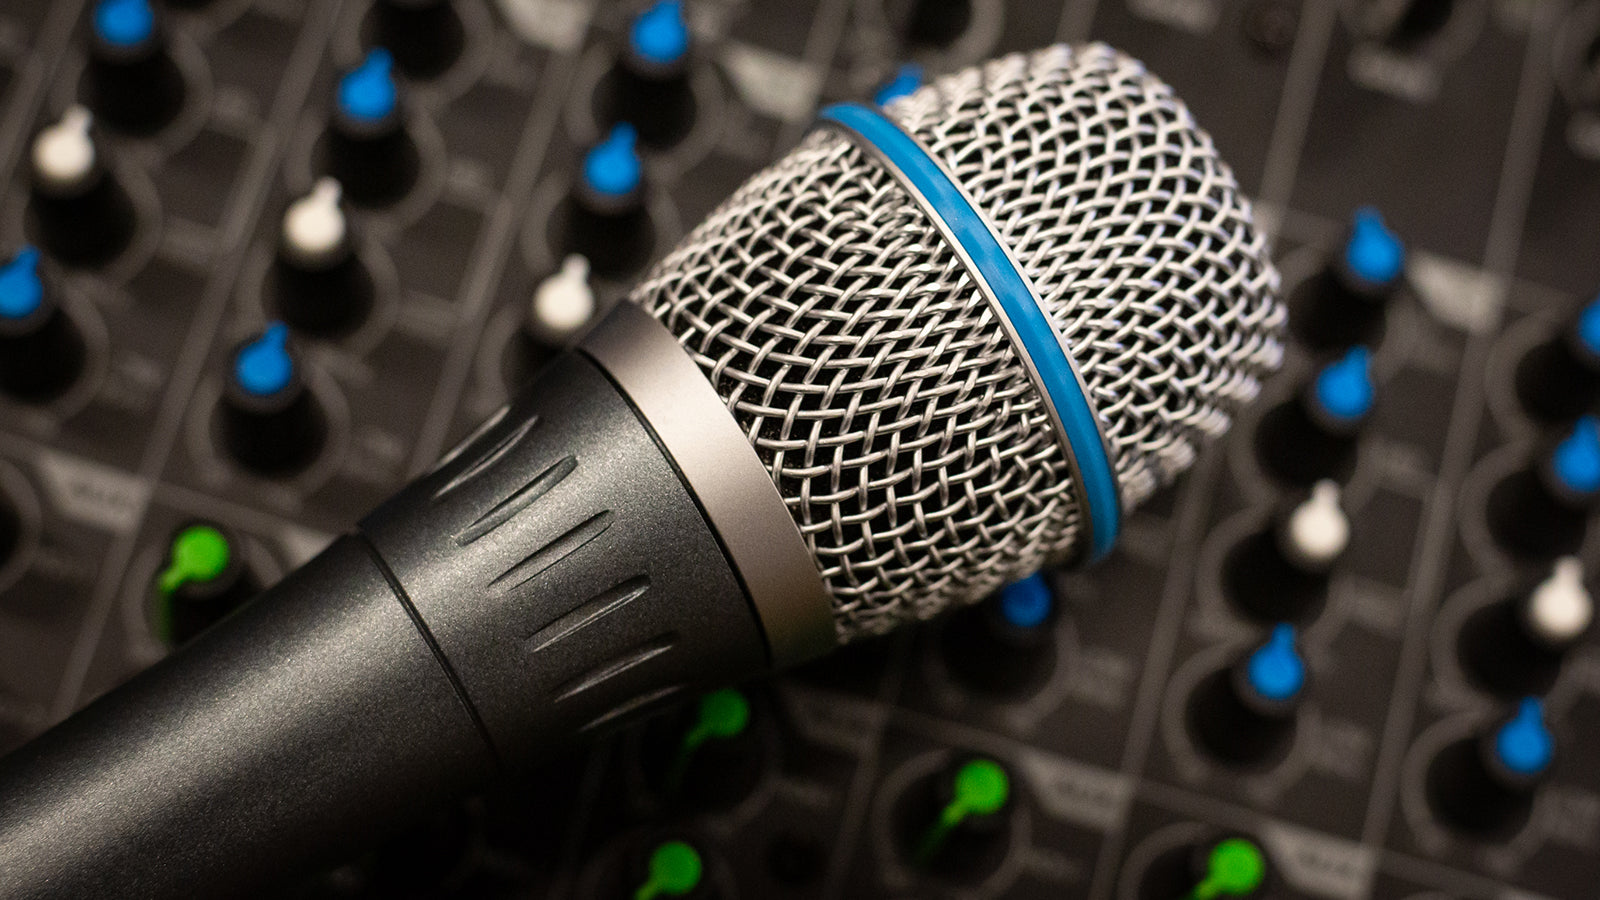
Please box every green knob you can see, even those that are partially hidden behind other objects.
[157,525,232,596]
[1189,837,1267,900]
[634,840,703,900]
[665,688,751,792]
[915,758,1010,864]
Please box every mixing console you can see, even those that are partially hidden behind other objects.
[0,0,1597,898]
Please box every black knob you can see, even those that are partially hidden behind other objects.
[891,755,1013,881]
[1426,697,1554,838]
[560,126,653,278]
[1224,481,1349,624]
[599,0,696,148]
[1136,832,1271,900]
[1458,558,1593,696]
[1514,297,1600,424]
[1186,625,1306,767]
[372,0,465,80]
[0,486,19,568]
[367,806,480,894]
[27,107,138,268]
[324,49,420,207]
[273,179,374,339]
[1288,208,1403,352]
[1485,417,1600,560]
[83,0,186,135]
[1358,0,1456,48]
[0,246,87,403]
[939,572,1059,696]
[906,0,972,48]
[151,522,260,645]
[634,687,766,811]
[1254,346,1375,487]
[219,322,327,476]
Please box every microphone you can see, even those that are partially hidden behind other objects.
[0,43,1282,899]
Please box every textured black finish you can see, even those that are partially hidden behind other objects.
[0,349,774,896]
[360,351,771,768]
[0,536,494,899]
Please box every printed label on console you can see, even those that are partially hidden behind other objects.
[1129,0,1220,33]
[720,43,821,123]
[1016,751,1132,832]
[1259,822,1375,898]
[497,0,591,50]
[35,451,150,534]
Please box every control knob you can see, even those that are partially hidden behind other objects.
[372,0,465,79]
[85,0,185,135]
[1289,208,1404,352]
[1187,625,1306,767]
[274,178,374,338]
[893,756,1013,881]
[0,246,86,403]
[906,0,973,48]
[1486,416,1600,559]
[1426,697,1555,838]
[561,125,653,278]
[1255,346,1375,486]
[602,0,696,148]
[219,322,327,475]
[152,522,260,645]
[1514,294,1600,424]
[27,107,137,267]
[1458,558,1593,695]
[939,572,1059,696]
[325,49,420,207]
[1137,833,1271,900]
[1225,481,1350,623]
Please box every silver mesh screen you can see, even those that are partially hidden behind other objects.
[634,43,1284,642]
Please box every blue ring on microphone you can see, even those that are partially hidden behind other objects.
[817,102,1120,561]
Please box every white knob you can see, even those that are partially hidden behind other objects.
[1283,480,1349,568]
[529,255,596,343]
[32,106,97,190]
[1525,557,1593,646]
[282,178,348,263]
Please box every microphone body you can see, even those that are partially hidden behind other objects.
[0,43,1282,898]
[0,318,803,898]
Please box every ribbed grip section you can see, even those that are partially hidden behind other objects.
[359,353,769,766]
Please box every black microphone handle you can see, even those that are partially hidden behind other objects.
[0,339,790,898]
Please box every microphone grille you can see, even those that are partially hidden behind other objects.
[634,44,1284,641]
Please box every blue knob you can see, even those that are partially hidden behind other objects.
[1577,296,1600,360]
[1312,346,1375,423]
[1343,207,1404,287]
[94,0,155,48]
[1493,697,1554,777]
[583,124,642,198]
[1552,416,1600,495]
[0,247,45,320]
[1245,624,1304,702]
[338,49,398,123]
[997,573,1052,629]
[874,64,924,106]
[630,0,690,67]
[234,323,295,397]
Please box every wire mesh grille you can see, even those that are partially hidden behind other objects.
[634,43,1284,641]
